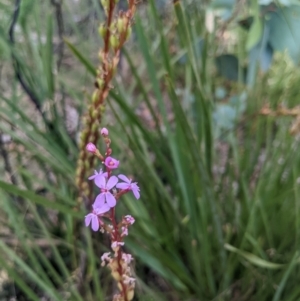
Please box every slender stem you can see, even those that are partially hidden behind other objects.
[110,208,129,301]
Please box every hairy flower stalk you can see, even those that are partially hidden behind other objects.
[76,0,136,205]
[85,128,140,301]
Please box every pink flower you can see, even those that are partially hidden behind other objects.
[101,127,109,136]
[116,175,140,199]
[101,252,111,262]
[111,241,124,249]
[86,142,97,153]
[94,175,118,208]
[101,252,111,266]
[104,156,119,169]
[88,169,108,181]
[123,276,136,285]
[85,205,110,231]
[121,226,128,236]
[124,215,135,225]
[122,253,133,264]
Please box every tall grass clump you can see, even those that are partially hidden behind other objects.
[1,0,300,300]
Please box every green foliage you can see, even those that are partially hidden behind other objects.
[1,0,300,300]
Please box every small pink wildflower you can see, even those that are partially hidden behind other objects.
[116,175,140,199]
[121,226,128,236]
[104,156,119,169]
[85,212,99,231]
[86,142,97,154]
[123,276,136,285]
[101,127,109,136]
[85,207,110,231]
[122,253,133,264]
[88,169,108,180]
[85,205,110,231]
[101,252,111,266]
[101,252,111,262]
[124,215,135,225]
[111,241,125,249]
[94,175,118,208]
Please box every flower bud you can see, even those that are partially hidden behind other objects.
[78,159,84,168]
[86,142,97,154]
[92,123,99,133]
[101,127,109,136]
[109,35,119,51]
[82,181,89,190]
[92,89,99,104]
[106,147,112,156]
[100,104,106,113]
[100,0,108,10]
[76,168,82,177]
[96,78,104,90]
[80,131,87,141]
[98,24,107,38]
[117,17,126,33]
[91,109,99,119]
[84,160,90,169]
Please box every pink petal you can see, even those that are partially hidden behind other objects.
[95,204,110,214]
[88,170,98,180]
[131,187,140,200]
[94,193,105,208]
[105,192,116,207]
[85,214,93,227]
[118,174,130,183]
[95,174,106,188]
[107,176,118,189]
[116,182,130,190]
[91,215,99,231]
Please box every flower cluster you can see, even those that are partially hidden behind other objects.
[84,128,139,301]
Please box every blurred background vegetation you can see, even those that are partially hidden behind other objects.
[1,0,300,300]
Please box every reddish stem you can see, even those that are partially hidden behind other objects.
[110,207,129,301]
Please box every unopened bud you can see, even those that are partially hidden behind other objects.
[86,142,97,153]
[109,35,119,50]
[101,127,109,136]
[96,78,104,89]
[91,109,99,119]
[100,0,108,10]
[78,159,84,168]
[84,160,90,169]
[92,89,99,103]
[100,104,106,113]
[80,131,87,141]
[92,123,98,133]
[106,147,112,156]
[117,17,126,33]
[98,24,107,38]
